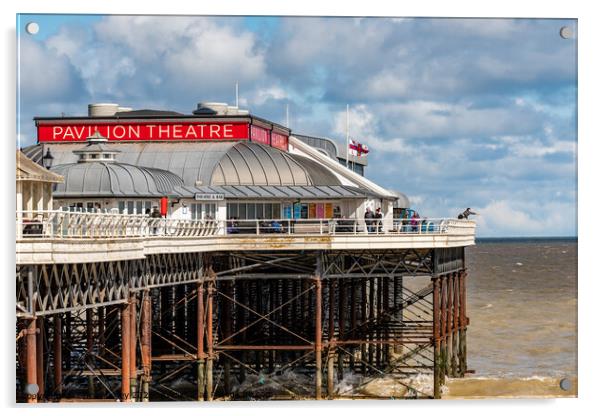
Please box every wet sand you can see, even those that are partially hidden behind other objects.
[443,376,577,399]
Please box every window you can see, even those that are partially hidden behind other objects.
[283,203,292,219]
[191,203,217,220]
[227,203,282,220]
[256,203,264,219]
[118,200,153,214]
[227,203,238,219]
[247,203,256,219]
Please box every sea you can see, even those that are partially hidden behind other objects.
[444,237,578,398]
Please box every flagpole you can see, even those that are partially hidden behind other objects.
[346,104,349,170]
[235,82,239,107]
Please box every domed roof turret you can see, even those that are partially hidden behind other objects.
[50,132,184,197]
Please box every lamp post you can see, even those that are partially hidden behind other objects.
[42,148,54,170]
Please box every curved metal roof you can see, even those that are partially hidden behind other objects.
[27,141,343,187]
[51,162,184,197]
[23,141,385,199]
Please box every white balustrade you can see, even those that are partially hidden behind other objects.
[16,210,467,240]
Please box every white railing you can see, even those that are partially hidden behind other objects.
[16,210,461,240]
[16,210,223,239]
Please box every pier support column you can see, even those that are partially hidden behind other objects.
[129,295,137,401]
[36,317,45,400]
[459,270,468,376]
[314,276,323,400]
[205,281,214,401]
[140,291,152,402]
[222,281,233,396]
[53,315,62,397]
[121,302,131,402]
[360,277,367,375]
[26,318,37,403]
[432,276,441,399]
[98,308,105,357]
[446,274,453,377]
[337,279,346,380]
[368,277,375,368]
[350,279,358,370]
[451,272,460,377]
[86,309,95,398]
[65,312,72,371]
[327,279,335,399]
[196,283,205,401]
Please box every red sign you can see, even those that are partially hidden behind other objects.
[38,122,250,142]
[250,125,270,146]
[271,132,289,151]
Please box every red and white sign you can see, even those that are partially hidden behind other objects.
[271,132,289,151]
[250,125,270,146]
[38,122,250,142]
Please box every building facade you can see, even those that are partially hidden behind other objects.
[22,102,408,231]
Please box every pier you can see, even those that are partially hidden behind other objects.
[16,211,474,401]
[16,101,475,401]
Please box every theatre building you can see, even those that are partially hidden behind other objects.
[22,102,407,229]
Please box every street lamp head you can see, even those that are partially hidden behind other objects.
[42,148,54,169]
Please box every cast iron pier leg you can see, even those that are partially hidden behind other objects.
[121,302,131,402]
[53,315,62,397]
[315,276,323,400]
[36,317,44,400]
[197,283,205,401]
[26,318,37,403]
[206,282,214,401]
[130,295,137,401]
[432,276,441,399]
[327,278,335,399]
[141,291,152,402]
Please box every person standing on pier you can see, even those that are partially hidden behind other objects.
[364,207,374,233]
[151,206,161,234]
[410,211,420,232]
[458,207,478,220]
[375,207,383,233]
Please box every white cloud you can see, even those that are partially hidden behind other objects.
[250,86,288,105]
[498,135,576,158]
[331,104,410,155]
[44,16,267,102]
[475,200,575,237]
[19,37,84,101]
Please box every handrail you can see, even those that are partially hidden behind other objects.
[16,210,473,240]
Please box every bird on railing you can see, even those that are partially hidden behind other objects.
[457,208,478,220]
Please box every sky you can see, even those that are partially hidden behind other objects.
[16,14,577,237]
